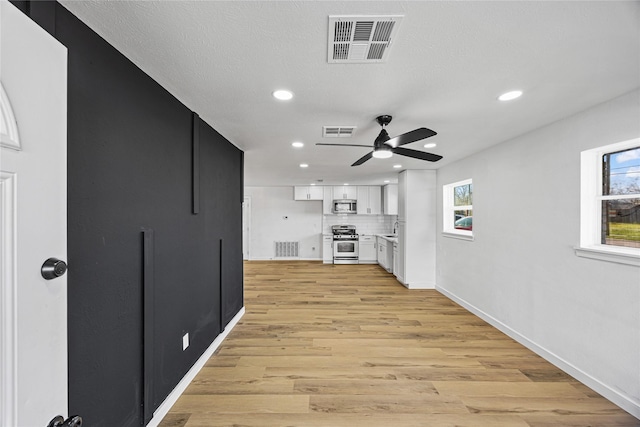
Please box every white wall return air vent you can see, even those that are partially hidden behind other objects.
[328,15,403,64]
[274,241,299,258]
[323,126,357,138]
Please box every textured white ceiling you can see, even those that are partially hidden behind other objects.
[59,1,640,186]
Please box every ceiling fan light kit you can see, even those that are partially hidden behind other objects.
[372,149,392,159]
[316,114,442,166]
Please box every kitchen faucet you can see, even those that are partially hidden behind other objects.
[393,221,398,234]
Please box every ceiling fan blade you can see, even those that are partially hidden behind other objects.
[386,128,437,148]
[392,147,443,162]
[351,151,374,166]
[316,143,373,148]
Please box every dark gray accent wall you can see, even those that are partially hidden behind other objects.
[12,2,244,426]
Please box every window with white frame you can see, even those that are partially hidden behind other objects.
[443,178,473,239]
[577,138,640,265]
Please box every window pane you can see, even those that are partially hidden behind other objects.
[454,184,472,206]
[454,210,472,230]
[603,146,640,196]
[601,199,640,248]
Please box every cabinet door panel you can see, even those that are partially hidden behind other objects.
[356,186,369,214]
[323,187,333,214]
[383,184,398,215]
[308,185,324,200]
[369,186,382,214]
[294,186,308,200]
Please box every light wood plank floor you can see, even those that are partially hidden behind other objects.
[159,261,639,427]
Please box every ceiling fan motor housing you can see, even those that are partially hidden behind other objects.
[376,115,392,127]
[374,129,391,148]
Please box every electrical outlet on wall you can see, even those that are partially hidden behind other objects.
[182,332,189,351]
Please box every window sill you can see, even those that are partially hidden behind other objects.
[574,245,640,267]
[442,231,474,241]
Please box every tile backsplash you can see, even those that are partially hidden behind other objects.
[323,214,398,235]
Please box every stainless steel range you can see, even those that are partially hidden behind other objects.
[332,225,359,264]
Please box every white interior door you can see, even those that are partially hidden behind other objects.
[0,2,68,426]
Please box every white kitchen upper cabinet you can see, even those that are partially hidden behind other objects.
[308,186,324,200]
[383,184,398,215]
[294,185,323,200]
[322,186,333,214]
[332,185,357,200]
[357,186,382,215]
[357,186,369,214]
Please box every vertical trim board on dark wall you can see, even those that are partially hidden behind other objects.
[142,228,155,426]
[192,112,200,215]
[219,239,224,331]
[199,122,244,328]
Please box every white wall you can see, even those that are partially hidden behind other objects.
[436,89,640,417]
[245,187,323,260]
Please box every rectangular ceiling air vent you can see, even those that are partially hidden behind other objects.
[328,15,403,63]
[323,126,357,138]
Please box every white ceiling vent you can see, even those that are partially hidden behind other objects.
[323,126,357,138]
[328,15,403,63]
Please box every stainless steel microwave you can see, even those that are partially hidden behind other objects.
[332,199,357,214]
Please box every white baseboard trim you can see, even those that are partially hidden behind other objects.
[403,281,436,289]
[146,307,246,427]
[436,286,640,420]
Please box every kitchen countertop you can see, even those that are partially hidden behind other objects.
[375,233,398,243]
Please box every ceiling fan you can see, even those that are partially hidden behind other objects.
[316,115,442,166]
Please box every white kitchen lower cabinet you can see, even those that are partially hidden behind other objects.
[322,234,333,264]
[393,241,398,276]
[394,222,405,282]
[376,236,393,273]
[358,235,376,264]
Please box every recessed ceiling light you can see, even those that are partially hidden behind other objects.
[291,141,304,148]
[299,163,309,168]
[310,183,316,186]
[384,180,390,183]
[498,90,523,101]
[273,90,293,101]
[424,142,437,148]
[344,183,349,186]
[393,164,402,169]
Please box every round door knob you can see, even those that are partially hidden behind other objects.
[41,258,67,280]
[48,416,64,427]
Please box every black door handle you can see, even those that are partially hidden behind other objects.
[47,415,82,427]
[41,258,67,280]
